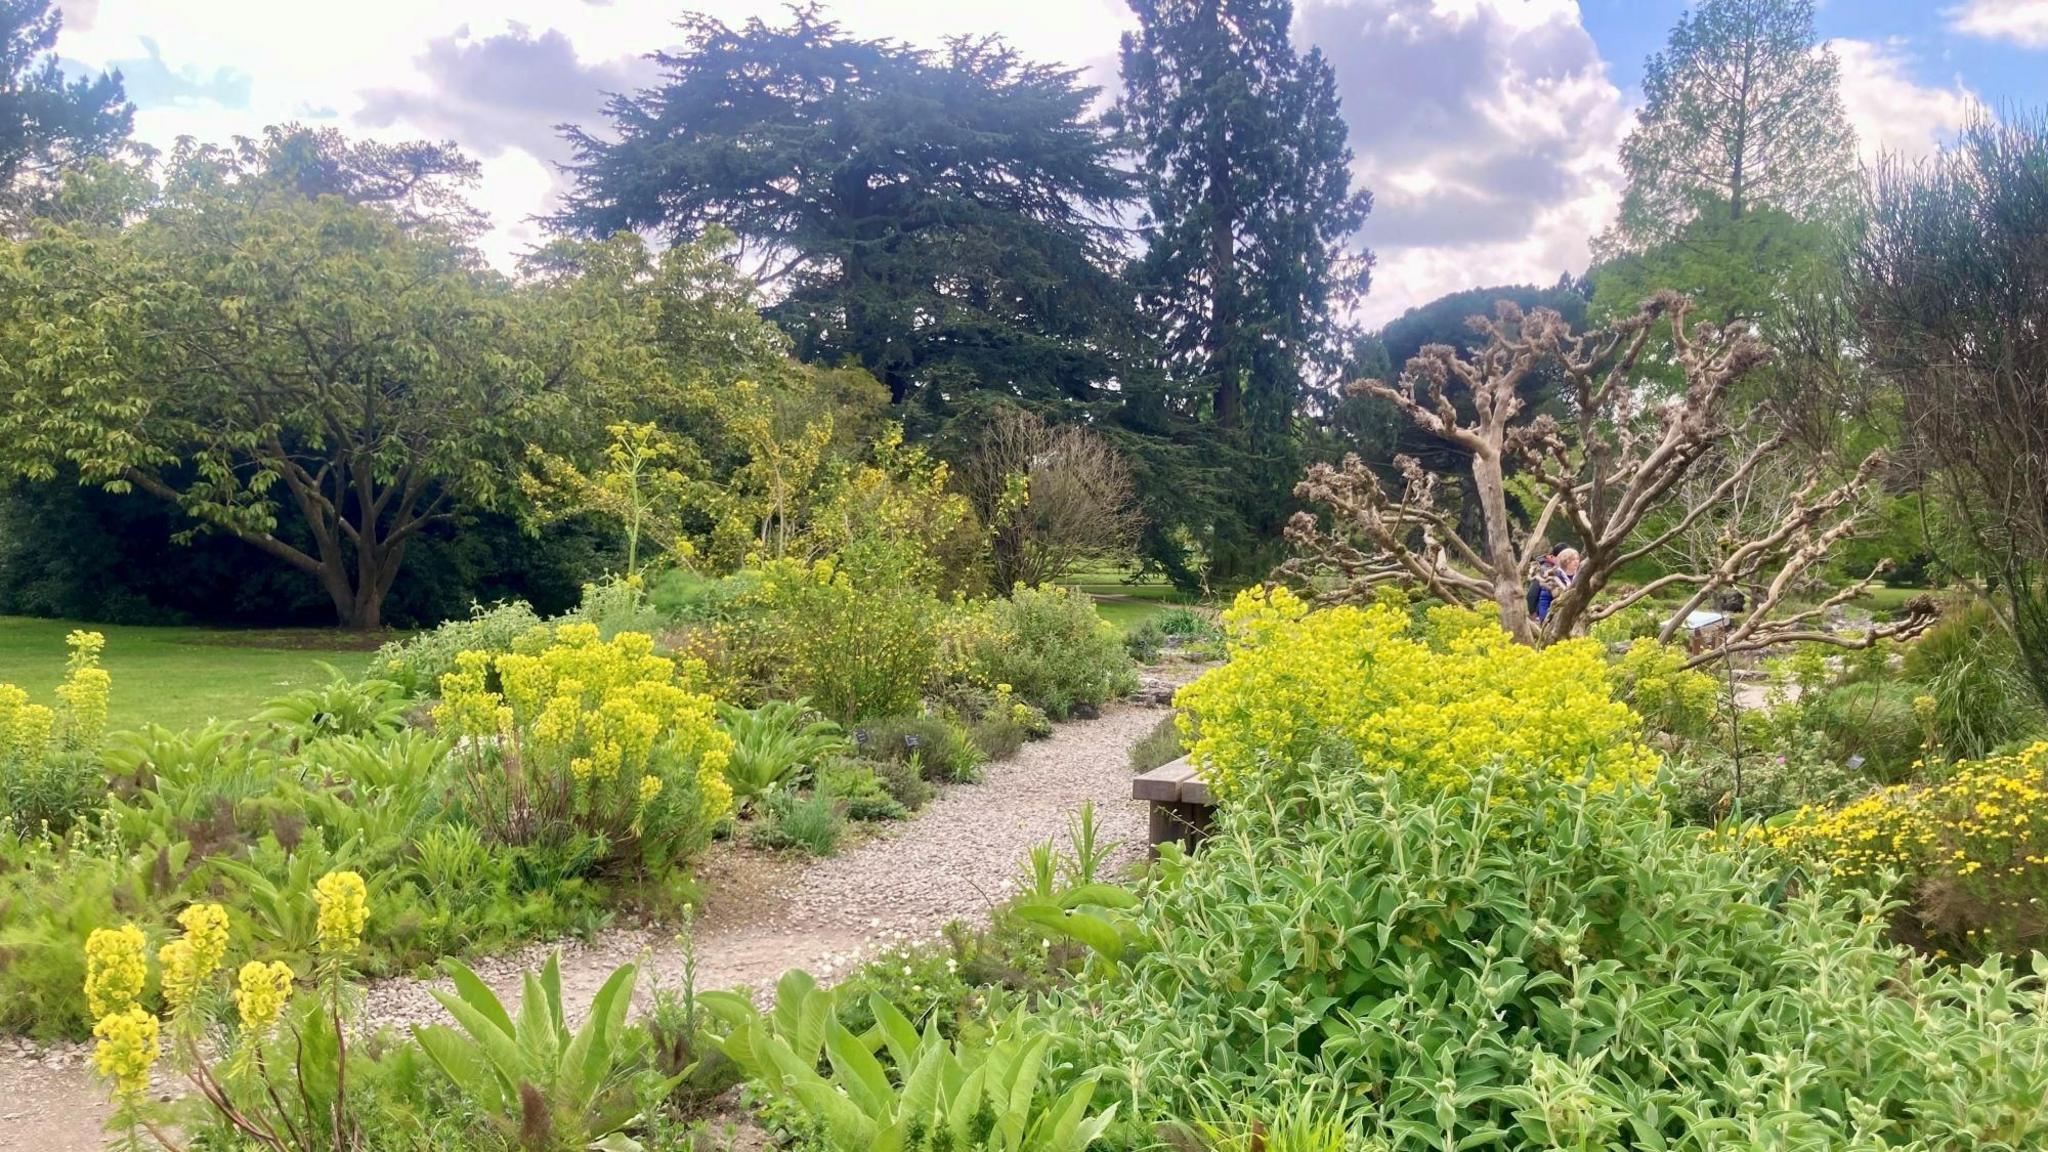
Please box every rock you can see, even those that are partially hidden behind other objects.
[1131,675,1179,708]
[1070,702,1101,720]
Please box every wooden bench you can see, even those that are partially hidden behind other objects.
[1133,756,1214,855]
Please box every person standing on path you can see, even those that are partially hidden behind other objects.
[1551,547,1581,619]
[1527,544,1560,622]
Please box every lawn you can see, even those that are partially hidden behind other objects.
[1063,566,1193,634]
[0,616,380,732]
[1091,595,1178,634]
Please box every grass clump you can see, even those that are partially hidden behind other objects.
[1127,712,1186,774]
[747,785,845,856]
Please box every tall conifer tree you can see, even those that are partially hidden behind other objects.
[1116,0,1371,576]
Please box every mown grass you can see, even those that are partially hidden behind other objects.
[1064,567,1194,634]
[1092,596,1179,634]
[0,615,378,732]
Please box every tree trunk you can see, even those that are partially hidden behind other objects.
[1728,30,1755,220]
[1470,447,1535,643]
[1202,1,1241,428]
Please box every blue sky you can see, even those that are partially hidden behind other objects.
[1585,1,2047,107]
[52,0,2048,325]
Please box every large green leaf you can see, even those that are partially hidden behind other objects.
[539,951,567,1035]
[515,968,558,1080]
[425,985,531,1092]
[869,993,923,1071]
[946,1065,988,1147]
[896,1039,951,1125]
[1014,903,1126,962]
[1055,884,1138,911]
[1031,1079,1096,1152]
[439,959,516,1038]
[825,1019,896,1120]
[564,960,638,1108]
[762,1032,873,1146]
[413,1024,508,1114]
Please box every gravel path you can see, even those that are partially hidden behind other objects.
[0,690,1179,1151]
[361,698,1165,1029]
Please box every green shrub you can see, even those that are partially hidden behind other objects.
[250,672,410,745]
[1127,712,1185,774]
[648,567,755,623]
[1048,761,2048,1147]
[1609,638,1720,741]
[0,836,134,1040]
[857,712,983,783]
[2,749,102,838]
[1814,679,1924,780]
[968,709,1028,761]
[562,574,667,639]
[1124,620,1165,664]
[1904,602,2048,758]
[747,785,844,856]
[1152,606,1218,639]
[367,600,543,695]
[817,759,908,822]
[973,586,1138,718]
[1666,725,1874,824]
[701,972,1120,1152]
[872,756,934,813]
[414,953,648,1150]
[956,686,1047,762]
[717,698,851,809]
[721,558,944,722]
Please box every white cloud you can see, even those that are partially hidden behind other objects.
[57,1,1135,271]
[1300,0,1626,327]
[1948,0,2048,48]
[1831,38,1978,165]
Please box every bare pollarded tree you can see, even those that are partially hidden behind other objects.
[1282,293,1936,666]
[962,407,1145,590]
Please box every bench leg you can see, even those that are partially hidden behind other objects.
[1149,800,1213,858]
[1148,800,1174,856]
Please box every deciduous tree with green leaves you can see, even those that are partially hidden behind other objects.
[0,139,598,629]
[1599,0,1856,258]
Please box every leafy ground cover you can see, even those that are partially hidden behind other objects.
[0,616,375,731]
[27,577,2048,1152]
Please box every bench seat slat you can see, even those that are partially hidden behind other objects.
[1132,757,1204,803]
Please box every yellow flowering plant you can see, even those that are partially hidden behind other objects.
[719,557,944,722]
[84,923,148,1018]
[436,627,733,881]
[0,629,113,835]
[83,885,375,1151]
[1174,588,1659,801]
[313,870,368,956]
[158,902,230,1016]
[1773,740,2048,956]
[90,1005,160,1100]
[232,960,295,1033]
